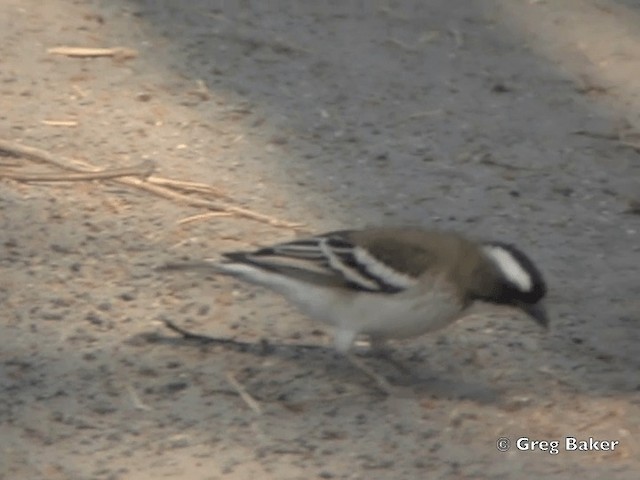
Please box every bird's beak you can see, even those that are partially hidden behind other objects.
[519,302,549,329]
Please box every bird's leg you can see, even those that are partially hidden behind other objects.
[334,329,394,394]
[333,329,357,354]
[346,354,395,394]
[367,337,412,375]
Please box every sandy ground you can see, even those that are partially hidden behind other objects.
[1,0,639,479]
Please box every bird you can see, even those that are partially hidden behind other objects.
[163,227,548,391]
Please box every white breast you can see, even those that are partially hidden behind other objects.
[219,263,463,347]
[274,274,462,340]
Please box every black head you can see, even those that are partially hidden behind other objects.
[481,242,548,327]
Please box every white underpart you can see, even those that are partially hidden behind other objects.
[217,261,461,353]
[483,245,533,292]
[353,247,417,290]
[318,239,380,290]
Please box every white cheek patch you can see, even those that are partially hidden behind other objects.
[353,247,417,290]
[483,245,533,292]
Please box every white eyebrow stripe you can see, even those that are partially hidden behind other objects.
[352,247,417,290]
[483,245,533,292]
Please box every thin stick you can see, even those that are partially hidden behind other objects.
[147,177,228,198]
[160,321,392,395]
[225,371,263,415]
[126,384,153,411]
[478,156,537,171]
[160,318,323,352]
[41,120,78,127]
[572,129,619,140]
[125,176,303,228]
[385,38,417,52]
[0,138,303,230]
[572,129,640,152]
[163,318,224,344]
[391,109,443,126]
[347,354,394,395]
[0,160,155,182]
[120,176,303,229]
[224,204,305,229]
[178,211,233,225]
[47,46,138,59]
[162,318,262,350]
[0,138,84,172]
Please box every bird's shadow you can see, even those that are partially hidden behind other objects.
[133,319,502,404]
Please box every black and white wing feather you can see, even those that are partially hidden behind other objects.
[222,231,419,293]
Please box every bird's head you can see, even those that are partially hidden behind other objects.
[481,242,548,328]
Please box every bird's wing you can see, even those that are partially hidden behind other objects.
[222,230,423,293]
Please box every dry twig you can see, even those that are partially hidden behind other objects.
[159,318,323,352]
[225,372,263,415]
[47,46,138,59]
[0,138,83,171]
[572,129,640,153]
[0,160,155,182]
[120,176,302,229]
[162,318,229,344]
[0,138,303,230]
[385,38,418,52]
[126,384,153,411]
[147,177,227,198]
[391,109,443,126]
[41,120,78,127]
[178,211,233,225]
